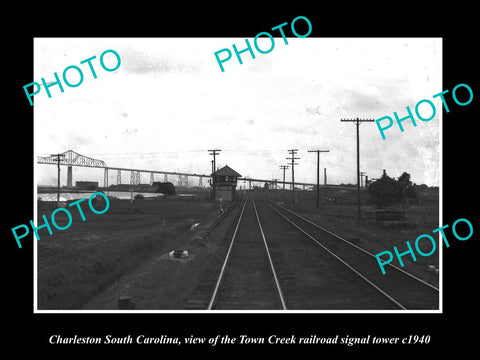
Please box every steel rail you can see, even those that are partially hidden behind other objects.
[207,197,248,310]
[269,200,439,292]
[252,198,287,310]
[264,200,408,310]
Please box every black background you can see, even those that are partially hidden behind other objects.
[4,3,477,356]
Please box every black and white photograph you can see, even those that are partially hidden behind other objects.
[33,37,441,312]
[4,5,478,355]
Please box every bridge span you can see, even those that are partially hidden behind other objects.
[37,150,319,189]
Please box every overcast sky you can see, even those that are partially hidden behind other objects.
[34,37,441,187]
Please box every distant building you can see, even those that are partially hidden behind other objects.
[212,165,242,201]
[76,181,98,190]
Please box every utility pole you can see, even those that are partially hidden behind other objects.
[210,160,214,199]
[340,118,375,221]
[308,149,329,209]
[51,153,65,206]
[279,165,289,198]
[286,149,299,204]
[208,149,221,200]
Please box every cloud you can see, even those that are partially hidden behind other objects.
[206,114,238,124]
[121,47,199,75]
[35,38,441,187]
[122,128,139,135]
[344,90,382,113]
[270,122,312,135]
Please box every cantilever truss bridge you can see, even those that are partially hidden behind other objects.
[37,150,317,189]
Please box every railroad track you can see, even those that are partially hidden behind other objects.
[186,194,439,310]
[208,196,286,310]
[262,198,439,310]
[186,195,285,310]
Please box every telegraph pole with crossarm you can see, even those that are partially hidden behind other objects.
[50,153,65,206]
[286,149,300,204]
[208,149,221,200]
[308,149,329,209]
[279,165,289,191]
[279,165,289,200]
[340,118,375,221]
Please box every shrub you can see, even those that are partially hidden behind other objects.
[368,171,419,208]
[152,182,176,196]
[397,172,417,202]
[368,173,402,208]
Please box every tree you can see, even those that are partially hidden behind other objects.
[152,182,176,196]
[368,171,420,207]
[368,172,402,208]
[397,172,417,203]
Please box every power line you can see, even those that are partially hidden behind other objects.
[340,117,375,221]
[286,149,299,204]
[279,165,289,200]
[84,149,287,155]
[38,149,301,159]
[208,149,221,200]
[83,150,208,155]
[50,153,65,206]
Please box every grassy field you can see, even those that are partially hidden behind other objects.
[37,196,226,309]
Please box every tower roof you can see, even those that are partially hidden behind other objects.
[212,165,242,177]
